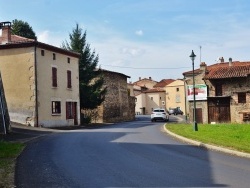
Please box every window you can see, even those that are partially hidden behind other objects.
[53,53,56,60]
[52,101,61,114]
[215,84,222,96]
[238,92,246,103]
[67,57,70,64]
[52,67,57,87]
[176,88,179,92]
[41,50,44,56]
[151,97,153,100]
[67,70,72,88]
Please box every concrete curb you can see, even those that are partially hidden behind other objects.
[163,124,250,159]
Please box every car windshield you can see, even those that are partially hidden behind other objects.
[154,109,164,112]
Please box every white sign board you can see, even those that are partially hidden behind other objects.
[187,84,207,101]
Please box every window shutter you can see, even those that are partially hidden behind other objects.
[67,70,72,88]
[52,67,57,87]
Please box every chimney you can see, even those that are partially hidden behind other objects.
[200,62,207,72]
[229,57,232,66]
[0,22,12,44]
[219,57,224,63]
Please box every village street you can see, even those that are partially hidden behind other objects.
[15,115,250,187]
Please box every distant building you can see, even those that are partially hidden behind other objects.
[135,88,166,115]
[0,22,80,127]
[133,77,157,89]
[156,79,186,115]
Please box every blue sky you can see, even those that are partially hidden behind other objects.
[1,0,250,82]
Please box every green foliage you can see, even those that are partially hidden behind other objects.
[62,24,107,121]
[166,123,250,153]
[11,19,37,40]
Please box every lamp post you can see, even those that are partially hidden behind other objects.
[190,50,198,131]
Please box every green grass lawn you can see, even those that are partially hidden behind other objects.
[166,123,250,153]
[0,141,25,188]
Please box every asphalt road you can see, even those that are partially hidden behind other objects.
[16,115,250,187]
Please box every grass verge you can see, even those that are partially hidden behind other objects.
[0,141,25,188]
[166,123,250,153]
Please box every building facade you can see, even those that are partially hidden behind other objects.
[183,58,250,124]
[94,70,135,123]
[0,22,80,127]
[164,79,186,115]
[135,88,166,115]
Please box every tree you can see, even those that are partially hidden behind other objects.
[62,24,106,123]
[11,19,37,40]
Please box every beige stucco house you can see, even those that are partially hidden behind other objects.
[133,77,157,89]
[0,22,80,127]
[164,79,186,115]
[135,88,166,115]
[133,77,186,115]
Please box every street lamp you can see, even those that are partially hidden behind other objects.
[190,50,198,131]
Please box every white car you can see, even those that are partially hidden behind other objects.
[151,108,169,122]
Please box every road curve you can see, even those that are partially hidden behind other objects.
[16,116,250,187]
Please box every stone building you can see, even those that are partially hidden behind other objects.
[94,69,135,123]
[183,57,250,123]
[0,22,80,127]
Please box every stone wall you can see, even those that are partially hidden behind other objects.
[95,70,135,123]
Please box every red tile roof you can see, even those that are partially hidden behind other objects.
[143,88,165,93]
[204,64,250,79]
[183,61,250,79]
[0,34,34,44]
[153,79,175,87]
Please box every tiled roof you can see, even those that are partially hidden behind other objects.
[0,34,34,43]
[183,61,250,79]
[143,88,165,93]
[204,64,250,79]
[153,79,175,87]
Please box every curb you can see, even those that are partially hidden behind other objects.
[163,124,250,159]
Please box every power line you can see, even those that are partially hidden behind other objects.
[100,64,197,70]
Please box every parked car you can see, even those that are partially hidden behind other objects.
[168,108,176,115]
[175,108,184,115]
[168,108,183,115]
[151,108,169,122]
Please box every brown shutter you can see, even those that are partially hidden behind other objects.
[52,67,57,87]
[67,70,72,88]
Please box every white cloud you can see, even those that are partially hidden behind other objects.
[37,30,50,43]
[135,30,143,36]
[37,30,65,47]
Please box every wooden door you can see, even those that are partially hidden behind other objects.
[208,105,230,123]
[196,108,203,124]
